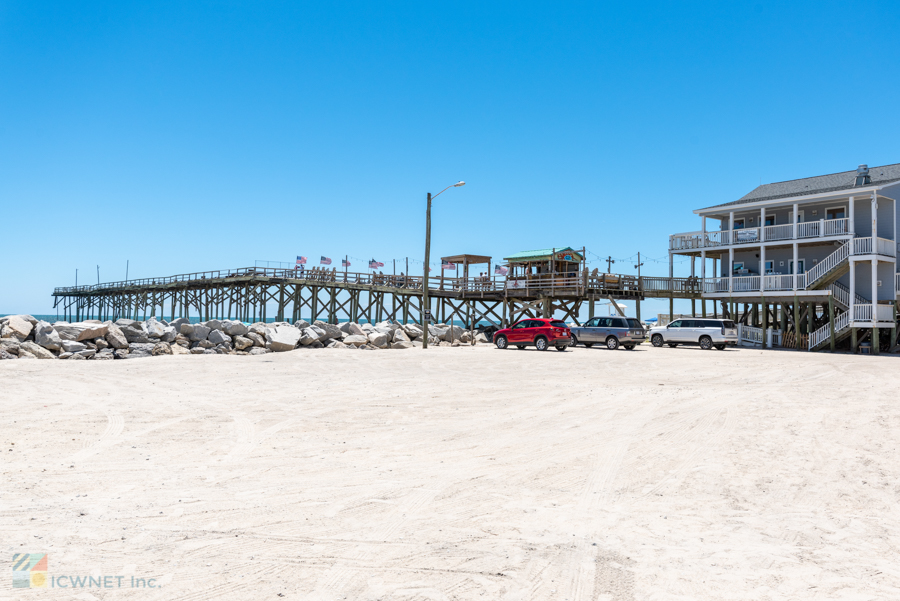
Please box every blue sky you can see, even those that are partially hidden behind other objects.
[2,1,899,317]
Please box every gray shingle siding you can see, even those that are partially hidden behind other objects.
[701,163,900,210]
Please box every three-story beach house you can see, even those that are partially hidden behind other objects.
[668,163,900,352]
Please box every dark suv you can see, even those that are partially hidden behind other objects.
[493,318,572,351]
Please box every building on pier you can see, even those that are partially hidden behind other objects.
[668,163,900,352]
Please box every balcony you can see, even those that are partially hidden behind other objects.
[670,217,850,251]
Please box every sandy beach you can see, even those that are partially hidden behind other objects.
[3,345,900,600]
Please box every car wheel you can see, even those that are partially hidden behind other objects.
[556,345,567,351]
[714,344,726,351]
[651,334,663,347]
[570,335,578,347]
[583,342,594,348]
[606,336,619,350]
[623,345,635,350]
[699,335,713,350]
[516,345,526,350]
[495,335,508,349]
[667,343,678,348]
[535,336,549,351]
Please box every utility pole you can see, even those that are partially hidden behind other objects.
[76,269,78,287]
[606,256,615,274]
[97,265,100,284]
[423,192,433,348]
[634,252,644,323]
[126,260,129,281]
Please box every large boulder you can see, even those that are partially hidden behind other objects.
[343,334,368,347]
[34,321,62,351]
[122,326,151,343]
[61,340,87,353]
[248,323,268,336]
[265,325,302,352]
[126,343,155,359]
[294,319,311,330]
[105,324,129,349]
[188,324,211,342]
[223,321,248,337]
[314,321,342,341]
[159,326,177,343]
[347,322,366,336]
[94,349,115,360]
[233,335,253,350]
[246,332,265,347]
[367,332,389,348]
[0,340,20,355]
[248,347,271,355]
[391,328,410,343]
[298,328,318,346]
[145,319,166,338]
[0,349,16,360]
[205,319,223,332]
[179,323,194,337]
[2,316,33,340]
[390,341,414,349]
[76,349,96,359]
[170,343,191,355]
[169,317,190,332]
[207,330,232,345]
[338,321,354,334]
[19,341,55,359]
[53,321,109,342]
[151,342,173,356]
[115,318,139,328]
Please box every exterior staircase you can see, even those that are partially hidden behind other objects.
[805,241,850,289]
[809,310,852,351]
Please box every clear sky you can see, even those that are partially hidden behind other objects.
[2,1,899,317]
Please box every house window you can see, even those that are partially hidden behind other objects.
[764,260,774,274]
[826,207,846,220]
[764,215,776,226]
[732,261,745,274]
[733,218,745,230]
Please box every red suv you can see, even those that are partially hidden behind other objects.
[493,318,571,351]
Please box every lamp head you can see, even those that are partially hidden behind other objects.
[453,181,465,187]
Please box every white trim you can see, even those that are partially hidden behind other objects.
[693,184,896,216]
[788,258,806,275]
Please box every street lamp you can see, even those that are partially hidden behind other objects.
[423,181,465,349]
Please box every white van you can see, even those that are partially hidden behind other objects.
[649,318,738,350]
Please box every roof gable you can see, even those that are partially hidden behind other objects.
[503,247,583,262]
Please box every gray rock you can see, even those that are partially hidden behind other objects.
[223,321,248,337]
[115,318,138,328]
[2,316,33,340]
[1,349,17,360]
[94,350,115,360]
[113,348,130,359]
[233,335,253,350]
[248,347,271,355]
[188,324,211,342]
[170,343,191,355]
[106,324,129,349]
[348,322,366,336]
[344,334,368,347]
[34,321,62,350]
[94,337,109,350]
[128,342,156,355]
[294,319,311,330]
[76,349,97,359]
[69,352,87,360]
[391,328,410,343]
[339,322,354,334]
[61,340,87,353]
[194,339,216,349]
[248,323,268,336]
[205,319,223,331]
[123,327,151,343]
[474,332,489,344]
[190,347,206,354]
[58,352,74,359]
[329,341,349,349]
[17,349,37,359]
[246,332,266,347]
[174,333,190,347]
[20,341,56,359]
[367,331,389,348]
[391,341,414,349]
[159,326,177,343]
[207,330,232,345]
[297,327,320,345]
[169,318,190,332]
[145,319,166,338]
[0,339,19,355]
[179,323,194,336]
[151,342,172,356]
[265,325,302,352]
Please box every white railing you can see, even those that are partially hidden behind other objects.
[805,242,850,287]
[763,274,796,291]
[732,227,760,244]
[772,329,782,347]
[764,224,793,241]
[829,282,850,308]
[706,231,731,246]
[741,325,763,344]
[670,232,704,250]
[853,237,872,254]
[876,237,896,257]
[732,275,761,292]
[809,310,850,349]
[825,217,849,236]
[702,277,730,293]
[877,304,894,322]
[853,304,873,321]
[798,221,821,238]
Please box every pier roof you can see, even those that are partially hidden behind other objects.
[503,248,582,263]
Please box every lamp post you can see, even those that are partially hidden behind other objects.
[423,181,465,348]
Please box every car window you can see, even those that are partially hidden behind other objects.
[613,318,628,328]
[669,320,683,328]
[526,320,543,328]
[585,318,600,327]
[598,318,614,327]
[626,319,642,328]
[511,321,529,329]
[722,320,735,328]
[694,320,712,328]
[550,320,568,328]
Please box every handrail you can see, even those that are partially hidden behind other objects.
[809,310,849,349]
[805,241,850,287]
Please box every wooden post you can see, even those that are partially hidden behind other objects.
[851,327,858,353]
[806,302,814,350]
[761,296,767,348]
[828,295,836,352]
[873,324,880,355]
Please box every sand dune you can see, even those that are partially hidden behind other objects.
[2,345,899,600]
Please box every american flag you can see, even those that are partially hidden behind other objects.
[320,256,332,265]
[368,259,384,269]
[494,265,508,275]
[296,256,307,265]
[342,259,351,267]
[441,261,455,270]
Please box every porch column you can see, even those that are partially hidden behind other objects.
[849,196,855,234]
[729,211,734,232]
[700,249,706,283]
[872,258,879,355]
[793,202,799,239]
[828,294,836,352]
[762,296,767,348]
[760,245,766,293]
[729,247,734,293]
[872,192,878,241]
[792,242,799,290]
[806,303,814,351]
[701,216,707,244]
[760,206,766,241]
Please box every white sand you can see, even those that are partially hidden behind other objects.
[2,345,900,600]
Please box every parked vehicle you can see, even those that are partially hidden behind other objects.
[570,316,646,350]
[493,318,572,351]
[648,318,737,350]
